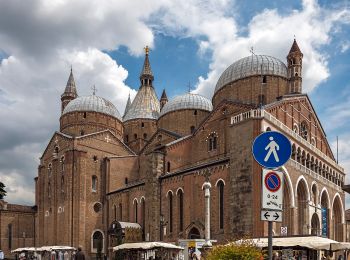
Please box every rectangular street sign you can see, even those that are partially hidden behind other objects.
[262,169,284,211]
[261,210,283,222]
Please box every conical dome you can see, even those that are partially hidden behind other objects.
[123,86,160,121]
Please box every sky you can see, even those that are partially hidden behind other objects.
[0,0,350,207]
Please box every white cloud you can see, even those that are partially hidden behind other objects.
[0,0,349,205]
[168,0,350,97]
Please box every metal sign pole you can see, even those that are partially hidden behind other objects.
[268,221,273,260]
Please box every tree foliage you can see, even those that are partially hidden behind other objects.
[206,241,263,260]
[0,182,6,200]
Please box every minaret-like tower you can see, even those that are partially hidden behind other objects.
[61,68,78,113]
[160,89,168,110]
[287,39,303,94]
[140,46,154,87]
[123,46,160,153]
[124,93,132,117]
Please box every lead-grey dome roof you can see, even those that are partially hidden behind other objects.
[123,86,160,122]
[160,93,212,117]
[215,55,288,94]
[62,95,121,120]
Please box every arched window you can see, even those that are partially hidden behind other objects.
[218,181,225,229]
[54,146,59,155]
[168,192,173,233]
[143,133,147,140]
[134,134,137,140]
[190,126,195,133]
[8,224,12,249]
[167,162,171,172]
[83,112,87,119]
[61,176,64,194]
[92,230,104,253]
[125,135,129,143]
[208,133,217,151]
[141,122,145,128]
[262,75,267,84]
[178,190,184,232]
[194,110,197,115]
[60,157,65,172]
[266,127,271,132]
[92,176,97,192]
[300,121,308,140]
[141,198,146,228]
[119,203,123,221]
[48,164,52,178]
[48,182,51,198]
[80,130,85,136]
[134,200,138,223]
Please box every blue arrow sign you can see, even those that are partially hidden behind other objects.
[252,131,291,169]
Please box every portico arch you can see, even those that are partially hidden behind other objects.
[296,177,309,235]
[332,194,344,241]
[320,188,330,237]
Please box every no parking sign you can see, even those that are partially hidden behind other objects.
[262,169,284,211]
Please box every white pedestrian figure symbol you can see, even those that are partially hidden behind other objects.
[264,136,280,162]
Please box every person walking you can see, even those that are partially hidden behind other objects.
[74,247,85,260]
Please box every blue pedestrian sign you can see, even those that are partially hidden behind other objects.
[252,131,291,169]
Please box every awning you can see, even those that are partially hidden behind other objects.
[234,236,350,251]
[11,246,76,253]
[113,242,183,251]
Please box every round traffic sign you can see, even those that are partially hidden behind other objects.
[264,171,281,192]
[252,131,292,169]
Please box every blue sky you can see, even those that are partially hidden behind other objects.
[0,0,350,208]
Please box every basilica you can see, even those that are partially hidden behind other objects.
[0,40,347,258]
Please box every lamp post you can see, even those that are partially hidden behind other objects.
[202,175,212,248]
[160,214,167,241]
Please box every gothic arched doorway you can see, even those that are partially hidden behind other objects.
[332,196,343,241]
[92,230,104,257]
[188,227,201,239]
[311,213,320,236]
[296,178,308,235]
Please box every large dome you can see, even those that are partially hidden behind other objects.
[62,95,121,120]
[160,93,212,117]
[215,55,288,94]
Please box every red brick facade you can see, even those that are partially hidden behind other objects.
[0,41,346,259]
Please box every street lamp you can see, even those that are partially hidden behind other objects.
[160,214,167,241]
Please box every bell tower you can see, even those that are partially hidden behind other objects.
[61,68,78,113]
[287,39,303,94]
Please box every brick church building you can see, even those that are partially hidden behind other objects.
[0,40,347,258]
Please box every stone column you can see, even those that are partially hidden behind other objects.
[202,180,212,247]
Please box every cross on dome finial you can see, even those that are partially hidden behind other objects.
[144,46,150,55]
[250,46,255,56]
[187,81,192,93]
[92,85,97,95]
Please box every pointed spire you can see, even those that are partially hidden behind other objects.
[124,92,132,116]
[140,46,154,81]
[160,89,168,111]
[61,67,78,113]
[289,39,301,54]
[160,89,168,100]
[64,67,78,96]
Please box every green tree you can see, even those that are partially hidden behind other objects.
[0,182,6,200]
[206,241,263,260]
